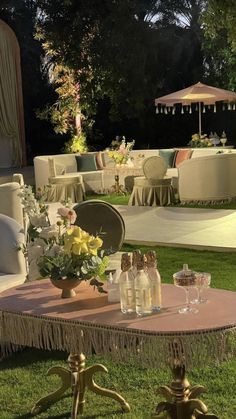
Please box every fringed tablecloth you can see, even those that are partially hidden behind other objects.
[0,280,236,369]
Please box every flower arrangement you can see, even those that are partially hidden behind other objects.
[188,133,213,148]
[19,185,108,292]
[108,137,135,165]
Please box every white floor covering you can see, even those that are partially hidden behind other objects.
[116,205,236,251]
[49,203,236,252]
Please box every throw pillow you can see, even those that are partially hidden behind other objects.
[95,152,104,170]
[159,150,176,168]
[76,154,98,172]
[174,149,192,168]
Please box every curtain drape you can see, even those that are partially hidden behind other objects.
[0,19,26,167]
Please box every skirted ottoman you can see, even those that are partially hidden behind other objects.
[129,176,175,206]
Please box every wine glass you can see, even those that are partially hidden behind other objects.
[191,272,211,304]
[220,137,227,147]
[173,266,198,314]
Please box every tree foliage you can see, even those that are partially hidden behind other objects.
[202,0,236,89]
[3,1,233,151]
[34,0,209,146]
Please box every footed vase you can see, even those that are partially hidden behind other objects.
[50,278,81,298]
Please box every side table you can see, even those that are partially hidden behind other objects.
[103,166,143,194]
[1,281,236,418]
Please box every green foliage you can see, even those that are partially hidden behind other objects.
[202,1,236,89]
[63,132,88,153]
[34,0,207,135]
[38,251,108,283]
[36,64,81,134]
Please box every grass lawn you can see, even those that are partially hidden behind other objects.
[1,195,236,418]
[87,192,236,210]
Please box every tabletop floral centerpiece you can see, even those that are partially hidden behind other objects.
[19,185,108,298]
[108,137,135,165]
[188,133,213,148]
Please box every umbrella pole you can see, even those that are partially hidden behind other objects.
[199,102,202,136]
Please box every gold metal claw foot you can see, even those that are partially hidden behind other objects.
[72,353,130,418]
[153,364,219,419]
[31,366,71,415]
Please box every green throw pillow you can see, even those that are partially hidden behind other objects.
[76,154,97,172]
[159,150,176,168]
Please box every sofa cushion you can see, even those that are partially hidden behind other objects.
[174,149,192,168]
[82,152,104,170]
[159,149,176,168]
[76,154,97,172]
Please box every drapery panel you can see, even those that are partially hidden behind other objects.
[0,19,26,167]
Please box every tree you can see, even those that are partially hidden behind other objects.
[202,0,236,89]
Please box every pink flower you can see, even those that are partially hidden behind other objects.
[119,146,128,155]
[57,207,77,224]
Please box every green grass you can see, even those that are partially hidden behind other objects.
[1,348,236,418]
[1,195,236,418]
[122,244,236,291]
[86,193,236,210]
[87,192,236,209]
[86,193,130,206]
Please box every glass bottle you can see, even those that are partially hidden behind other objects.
[107,272,120,303]
[135,253,152,316]
[119,253,135,314]
[131,250,141,279]
[146,250,162,312]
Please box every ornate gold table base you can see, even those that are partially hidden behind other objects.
[31,353,130,418]
[152,364,218,419]
[111,174,127,195]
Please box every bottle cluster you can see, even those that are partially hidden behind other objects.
[119,250,162,316]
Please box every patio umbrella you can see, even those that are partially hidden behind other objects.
[155,82,236,135]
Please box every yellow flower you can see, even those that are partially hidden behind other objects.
[63,226,103,256]
[87,236,103,256]
[64,226,90,255]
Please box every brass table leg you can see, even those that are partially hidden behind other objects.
[31,352,130,418]
[152,363,218,419]
[111,174,127,195]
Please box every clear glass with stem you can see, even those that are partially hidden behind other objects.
[220,131,227,147]
[173,264,198,314]
[191,272,211,304]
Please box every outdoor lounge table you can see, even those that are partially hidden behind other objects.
[1,280,236,418]
[103,165,143,194]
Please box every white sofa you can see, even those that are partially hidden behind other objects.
[0,181,24,226]
[34,148,234,197]
[0,214,27,292]
[178,153,236,203]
